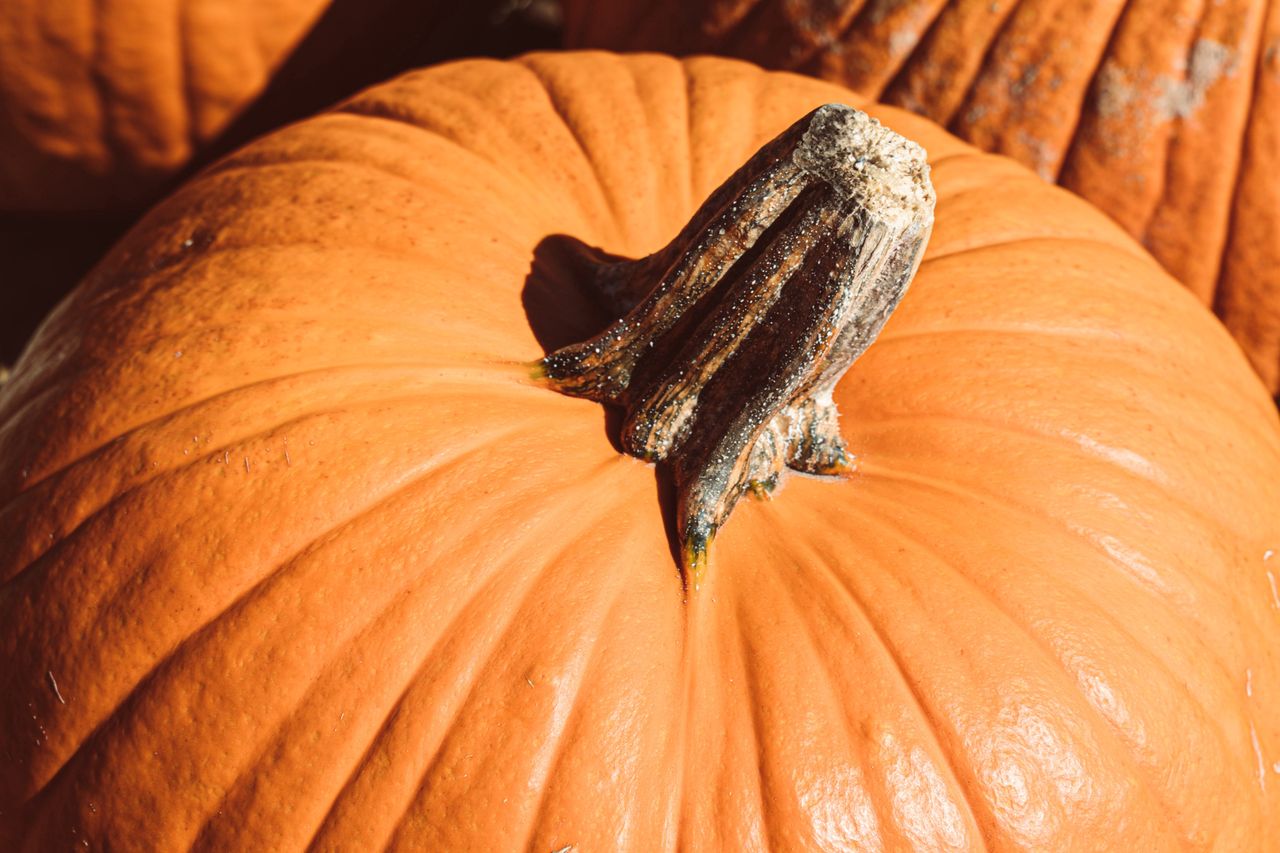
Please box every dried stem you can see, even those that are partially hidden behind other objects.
[536,104,935,586]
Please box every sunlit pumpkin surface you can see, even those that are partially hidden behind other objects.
[564,0,1280,393]
[1,53,1279,850]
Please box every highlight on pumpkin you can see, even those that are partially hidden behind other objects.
[535,103,936,582]
[563,0,1280,395]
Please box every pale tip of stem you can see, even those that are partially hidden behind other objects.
[682,527,714,589]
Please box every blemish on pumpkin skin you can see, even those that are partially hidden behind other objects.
[1155,39,1238,120]
[1093,40,1238,126]
[1092,63,1140,120]
[47,670,66,704]
[1263,40,1280,74]
[867,0,913,26]
[888,28,920,58]
[963,104,988,127]
[1011,65,1040,98]
[1015,130,1058,181]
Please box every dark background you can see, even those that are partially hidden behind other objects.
[0,0,562,373]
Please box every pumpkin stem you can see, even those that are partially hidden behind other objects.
[538,104,935,586]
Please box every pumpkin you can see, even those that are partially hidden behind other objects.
[2,52,1278,850]
[0,0,497,213]
[562,0,1280,394]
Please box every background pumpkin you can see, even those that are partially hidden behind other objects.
[0,0,558,213]
[1,52,1278,850]
[562,0,1280,395]
[0,0,560,375]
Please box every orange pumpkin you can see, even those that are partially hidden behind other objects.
[2,52,1278,850]
[563,0,1280,394]
[0,0,486,213]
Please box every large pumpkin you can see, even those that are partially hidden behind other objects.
[2,52,1278,850]
[563,1,1280,394]
[0,0,494,213]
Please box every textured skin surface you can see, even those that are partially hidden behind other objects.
[0,0,327,211]
[563,0,1280,393]
[1,53,1279,850]
[0,0,497,214]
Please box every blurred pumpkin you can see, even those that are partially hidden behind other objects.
[1,52,1278,850]
[563,0,1280,393]
[0,0,528,213]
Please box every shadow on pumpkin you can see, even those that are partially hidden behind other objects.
[192,1,563,184]
[0,1,563,373]
[522,234,684,572]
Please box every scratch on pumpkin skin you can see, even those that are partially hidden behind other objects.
[537,104,935,583]
[47,670,66,704]
[1250,724,1267,792]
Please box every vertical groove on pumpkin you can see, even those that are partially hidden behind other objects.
[520,55,628,248]
[380,488,643,849]
[906,0,1035,129]
[852,409,1258,677]
[880,0,1019,126]
[13,418,534,820]
[191,435,631,849]
[1212,0,1280,392]
[821,0,949,99]
[1132,1,1236,286]
[519,537,652,851]
[735,604,786,850]
[837,482,1236,843]
[755,504,990,847]
[311,464,646,849]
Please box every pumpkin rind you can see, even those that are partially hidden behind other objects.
[0,0,479,213]
[563,0,1280,393]
[1,53,1278,850]
[0,0,324,211]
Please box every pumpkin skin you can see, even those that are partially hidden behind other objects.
[1,51,1279,850]
[0,0,483,213]
[0,0,323,211]
[563,0,1280,394]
